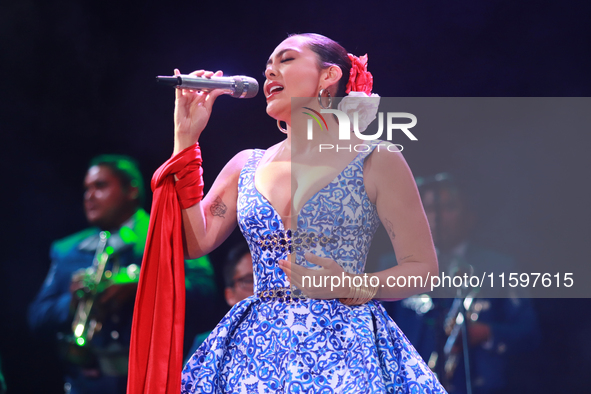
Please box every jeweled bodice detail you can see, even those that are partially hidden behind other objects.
[237,144,382,294]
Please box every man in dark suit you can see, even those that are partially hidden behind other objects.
[381,174,540,394]
[28,155,219,394]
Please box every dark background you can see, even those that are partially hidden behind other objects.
[1,0,590,392]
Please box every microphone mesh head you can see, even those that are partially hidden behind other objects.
[232,76,259,98]
[243,77,259,99]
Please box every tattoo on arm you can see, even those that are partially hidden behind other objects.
[384,218,395,241]
[210,196,227,218]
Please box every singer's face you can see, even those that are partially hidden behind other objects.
[264,36,323,121]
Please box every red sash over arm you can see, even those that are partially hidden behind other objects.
[127,144,203,394]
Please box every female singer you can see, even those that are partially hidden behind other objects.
[131,33,446,394]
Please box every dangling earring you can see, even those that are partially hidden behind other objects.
[277,120,288,134]
[317,88,333,109]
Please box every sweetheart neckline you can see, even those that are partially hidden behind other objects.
[251,146,375,231]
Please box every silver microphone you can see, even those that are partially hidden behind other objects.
[156,74,259,98]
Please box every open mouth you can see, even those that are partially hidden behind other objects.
[266,82,284,98]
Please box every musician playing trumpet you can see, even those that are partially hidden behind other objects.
[27,155,148,393]
[28,155,220,394]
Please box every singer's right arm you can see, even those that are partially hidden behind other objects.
[180,149,252,259]
[171,68,245,258]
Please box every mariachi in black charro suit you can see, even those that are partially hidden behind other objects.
[381,243,540,394]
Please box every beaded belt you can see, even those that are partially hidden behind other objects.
[256,229,337,254]
[257,286,307,303]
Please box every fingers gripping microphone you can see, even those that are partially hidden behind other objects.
[156,74,259,98]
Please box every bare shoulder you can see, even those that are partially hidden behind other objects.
[365,141,408,169]
[364,141,413,201]
[207,149,255,191]
[223,149,255,174]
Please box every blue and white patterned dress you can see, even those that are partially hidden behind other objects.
[181,142,446,393]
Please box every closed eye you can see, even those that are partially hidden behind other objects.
[263,58,295,76]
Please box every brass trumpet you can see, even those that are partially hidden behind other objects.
[71,230,111,347]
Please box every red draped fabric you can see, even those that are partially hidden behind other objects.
[127,144,203,394]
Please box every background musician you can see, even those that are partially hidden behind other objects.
[28,155,220,394]
[381,174,541,394]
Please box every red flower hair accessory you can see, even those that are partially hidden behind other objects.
[345,53,373,95]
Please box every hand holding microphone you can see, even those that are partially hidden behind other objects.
[168,69,259,154]
[172,69,223,154]
[158,71,259,99]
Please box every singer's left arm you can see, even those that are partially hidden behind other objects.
[364,142,438,300]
